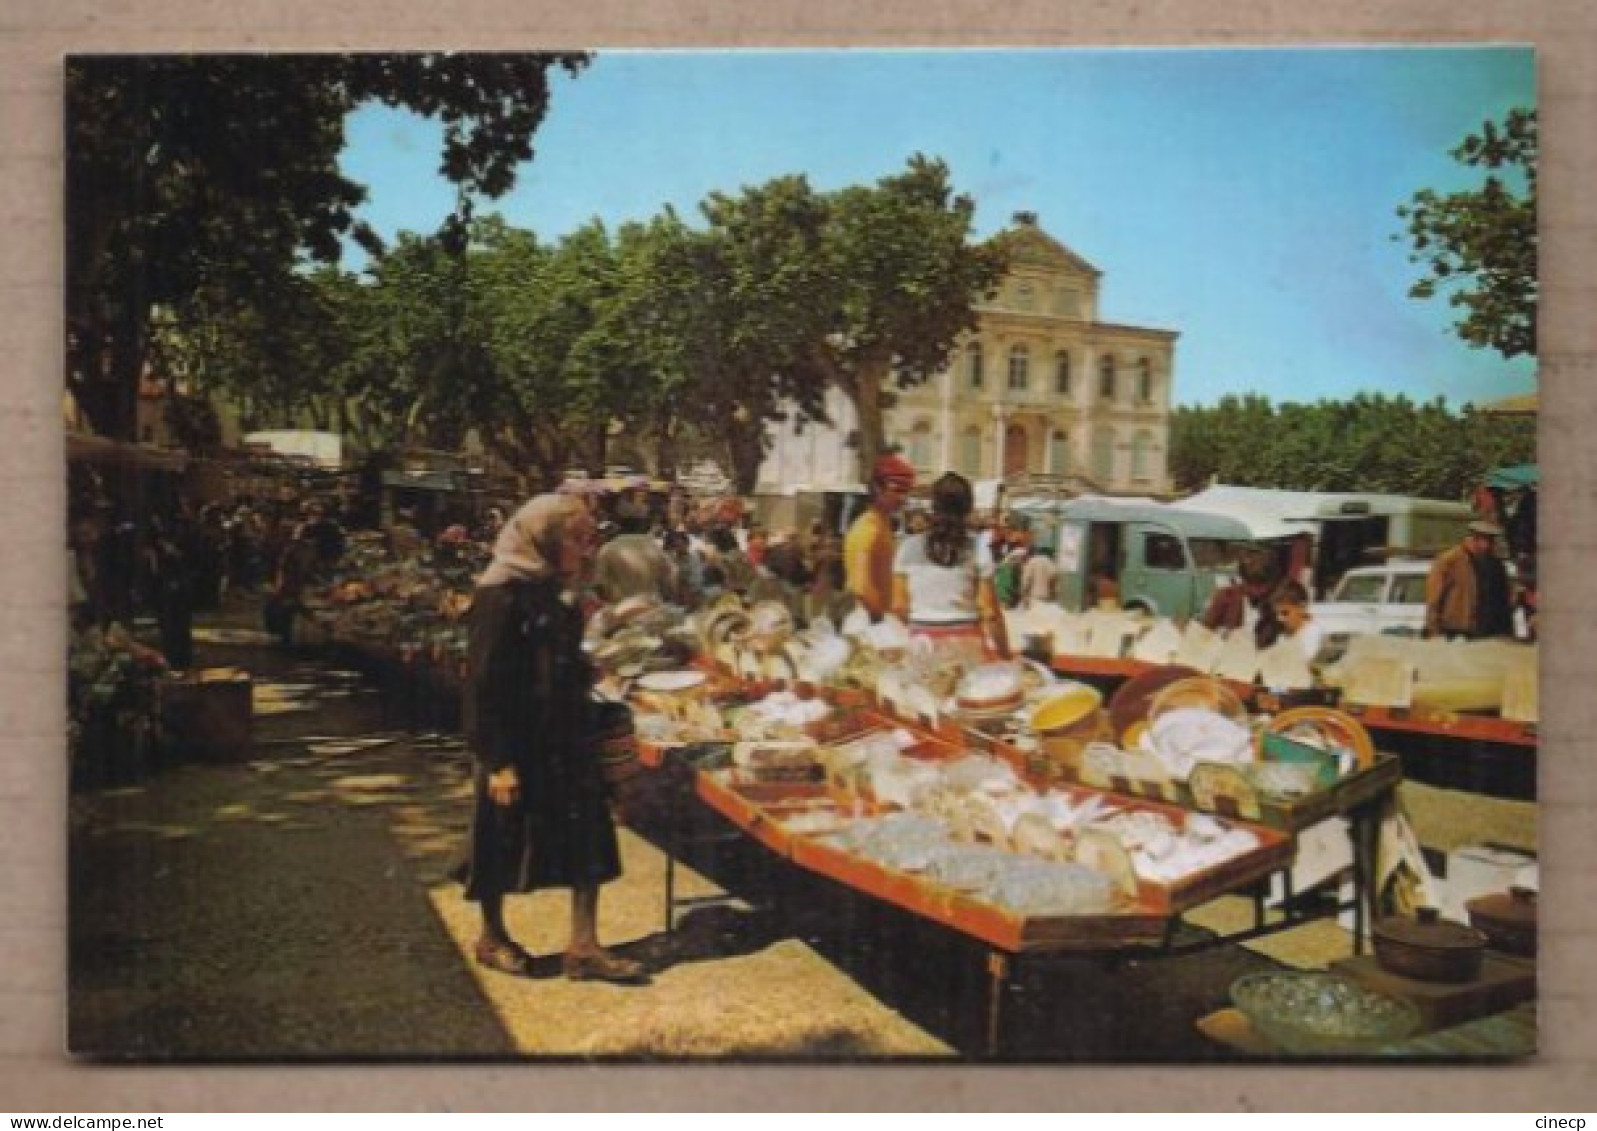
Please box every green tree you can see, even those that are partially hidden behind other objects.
[155,270,350,436]
[1396,108,1538,359]
[66,52,588,441]
[584,211,712,481]
[471,219,619,486]
[354,229,495,452]
[1169,393,1534,499]
[799,156,1009,479]
[690,179,837,492]
[573,181,839,494]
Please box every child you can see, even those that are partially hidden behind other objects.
[1271,579,1325,663]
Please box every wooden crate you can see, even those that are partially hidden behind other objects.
[789,834,1168,954]
[161,668,253,763]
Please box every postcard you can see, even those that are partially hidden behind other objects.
[65,46,1538,1063]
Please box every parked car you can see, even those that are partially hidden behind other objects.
[1313,560,1431,644]
[1313,557,1519,648]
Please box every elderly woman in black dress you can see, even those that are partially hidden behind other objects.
[461,494,646,983]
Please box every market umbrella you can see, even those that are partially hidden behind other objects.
[1486,464,1539,490]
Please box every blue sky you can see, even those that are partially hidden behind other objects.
[339,47,1536,409]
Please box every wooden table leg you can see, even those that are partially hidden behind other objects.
[986,950,1012,1058]
[663,780,679,933]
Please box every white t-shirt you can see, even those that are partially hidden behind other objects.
[1289,618,1326,662]
[893,533,994,624]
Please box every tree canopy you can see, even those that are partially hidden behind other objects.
[1169,393,1535,499]
[66,52,588,441]
[796,156,1009,477]
[95,68,1002,491]
[1396,108,1538,360]
[155,152,1005,494]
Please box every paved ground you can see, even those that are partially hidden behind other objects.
[70,600,1441,1062]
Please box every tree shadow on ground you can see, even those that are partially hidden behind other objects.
[82,633,1290,1061]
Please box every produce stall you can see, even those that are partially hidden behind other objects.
[288,531,485,726]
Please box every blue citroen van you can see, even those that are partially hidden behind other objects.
[1024,498,1254,620]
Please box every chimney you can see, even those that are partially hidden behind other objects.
[1012,210,1038,227]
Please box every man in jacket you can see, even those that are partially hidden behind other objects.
[1425,520,1513,639]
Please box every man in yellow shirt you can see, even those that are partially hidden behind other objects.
[843,453,916,620]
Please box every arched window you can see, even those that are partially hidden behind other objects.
[1131,431,1155,480]
[1049,429,1071,475]
[966,342,984,389]
[1092,428,1115,483]
[909,419,934,470]
[1098,355,1116,401]
[1008,344,1030,391]
[960,427,983,477]
[1054,351,1071,396]
[1137,358,1154,404]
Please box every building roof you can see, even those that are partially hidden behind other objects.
[986,213,1102,278]
[1050,497,1255,540]
[1171,484,1472,540]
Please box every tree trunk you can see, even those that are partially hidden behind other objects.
[105,316,146,442]
[591,417,609,478]
[652,411,679,481]
[725,421,765,497]
[850,361,889,484]
[69,309,144,441]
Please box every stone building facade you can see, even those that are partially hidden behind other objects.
[758,212,1178,498]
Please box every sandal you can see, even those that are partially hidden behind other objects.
[562,949,649,985]
[474,937,536,977]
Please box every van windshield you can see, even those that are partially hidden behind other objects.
[1188,538,1242,571]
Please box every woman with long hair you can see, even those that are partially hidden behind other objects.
[890,472,1011,666]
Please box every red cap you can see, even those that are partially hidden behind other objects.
[873,453,917,489]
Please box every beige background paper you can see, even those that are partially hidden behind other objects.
[4,2,1593,1110]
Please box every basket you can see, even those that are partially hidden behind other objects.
[592,700,643,788]
[1261,706,1375,775]
[1147,676,1249,728]
[1107,663,1201,741]
[161,669,253,763]
[1028,683,1110,774]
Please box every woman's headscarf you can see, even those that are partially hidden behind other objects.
[476,494,590,588]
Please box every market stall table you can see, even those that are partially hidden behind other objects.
[1049,652,1536,799]
[635,684,1401,1056]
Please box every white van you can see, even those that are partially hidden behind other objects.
[1170,484,1474,597]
